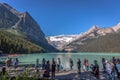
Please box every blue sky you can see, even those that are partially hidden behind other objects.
[0,0,120,36]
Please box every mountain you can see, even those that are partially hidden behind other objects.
[64,32,120,52]
[112,23,120,32]
[47,23,120,52]
[46,35,77,50]
[63,23,120,52]
[0,3,58,53]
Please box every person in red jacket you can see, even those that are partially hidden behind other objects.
[84,58,89,71]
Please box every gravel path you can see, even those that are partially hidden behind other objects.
[0,67,119,80]
[55,70,119,80]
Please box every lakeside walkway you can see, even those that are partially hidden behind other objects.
[56,70,106,80]
[0,66,119,80]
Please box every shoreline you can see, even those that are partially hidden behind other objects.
[0,66,118,80]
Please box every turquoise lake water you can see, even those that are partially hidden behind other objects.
[1,53,120,70]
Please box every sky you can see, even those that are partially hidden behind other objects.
[0,0,120,36]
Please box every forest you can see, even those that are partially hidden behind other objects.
[0,30,44,54]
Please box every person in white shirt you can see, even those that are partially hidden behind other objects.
[105,60,112,79]
[57,58,61,71]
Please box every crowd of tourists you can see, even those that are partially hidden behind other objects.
[101,57,120,80]
[1,57,19,75]
[4,57,19,68]
[34,57,120,80]
[2,56,120,80]
[35,58,62,79]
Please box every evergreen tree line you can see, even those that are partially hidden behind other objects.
[0,30,44,54]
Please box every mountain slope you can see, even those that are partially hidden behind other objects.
[0,3,58,52]
[66,32,120,52]
[0,30,44,54]
[63,24,120,52]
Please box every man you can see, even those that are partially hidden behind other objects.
[77,59,81,73]
[93,60,99,79]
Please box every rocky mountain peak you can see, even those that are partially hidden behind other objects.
[112,22,120,32]
[92,25,100,29]
[1,3,21,17]
[87,25,100,33]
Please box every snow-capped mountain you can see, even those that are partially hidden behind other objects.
[46,34,77,50]
[63,23,120,52]
[48,34,77,42]
[47,22,120,51]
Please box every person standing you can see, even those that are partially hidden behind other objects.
[105,60,112,79]
[112,57,116,65]
[84,58,89,71]
[77,59,81,73]
[2,67,6,75]
[13,58,19,68]
[42,58,46,70]
[44,60,50,78]
[93,60,99,79]
[116,60,120,79]
[69,58,73,70]
[5,57,10,67]
[102,58,106,72]
[35,58,39,71]
[110,60,116,80]
[51,60,56,79]
[57,58,61,72]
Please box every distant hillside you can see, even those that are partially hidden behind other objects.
[64,30,120,53]
[0,3,58,53]
[47,23,120,52]
[0,30,44,54]
[48,23,120,52]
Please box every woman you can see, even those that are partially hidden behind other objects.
[84,58,89,71]
[51,60,56,79]
[105,60,112,79]
[42,58,46,70]
[13,58,19,68]
[57,58,61,71]
[44,60,50,78]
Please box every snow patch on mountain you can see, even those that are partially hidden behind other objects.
[48,34,77,43]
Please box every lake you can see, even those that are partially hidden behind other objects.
[0,53,120,70]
